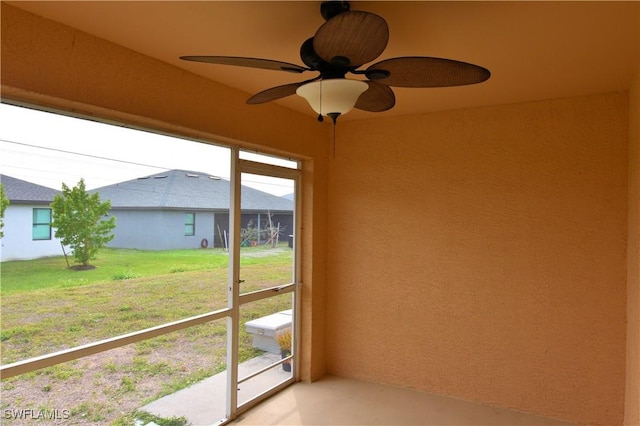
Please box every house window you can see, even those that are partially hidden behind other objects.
[184,213,195,236]
[33,208,52,240]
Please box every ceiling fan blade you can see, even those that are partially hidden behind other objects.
[247,79,318,104]
[313,11,389,68]
[180,56,309,74]
[367,57,491,87]
[355,81,396,112]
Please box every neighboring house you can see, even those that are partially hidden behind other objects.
[90,169,293,250]
[0,175,63,261]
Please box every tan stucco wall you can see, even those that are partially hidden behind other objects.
[625,72,640,426]
[327,93,629,425]
[1,3,330,381]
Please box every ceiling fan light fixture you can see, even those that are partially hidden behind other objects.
[296,79,368,118]
[182,2,491,116]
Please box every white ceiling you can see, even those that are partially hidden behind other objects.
[6,1,639,121]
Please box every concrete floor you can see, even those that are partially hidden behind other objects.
[235,375,576,426]
[142,357,575,426]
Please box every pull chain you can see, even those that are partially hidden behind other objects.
[333,119,336,157]
[317,80,324,122]
[327,112,340,158]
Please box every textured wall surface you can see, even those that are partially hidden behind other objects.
[327,93,628,425]
[625,74,640,426]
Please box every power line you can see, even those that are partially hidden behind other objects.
[0,138,169,171]
[0,139,292,193]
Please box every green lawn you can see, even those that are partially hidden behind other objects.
[0,245,293,425]
[0,248,231,294]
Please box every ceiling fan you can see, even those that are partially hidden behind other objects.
[181,1,491,123]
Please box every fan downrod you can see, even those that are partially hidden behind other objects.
[320,1,349,21]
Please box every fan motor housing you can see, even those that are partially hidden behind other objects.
[300,37,350,79]
[300,38,324,70]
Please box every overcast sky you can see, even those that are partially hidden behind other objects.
[0,103,294,195]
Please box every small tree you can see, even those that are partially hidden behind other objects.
[51,178,116,268]
[0,183,8,239]
[262,211,285,248]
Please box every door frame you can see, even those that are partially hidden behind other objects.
[226,149,302,420]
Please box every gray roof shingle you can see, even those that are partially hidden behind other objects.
[90,169,293,212]
[0,175,60,204]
